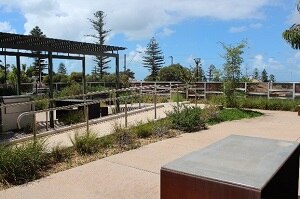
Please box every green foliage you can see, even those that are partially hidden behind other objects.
[170,92,185,102]
[98,135,114,149]
[209,95,299,112]
[167,105,205,132]
[51,145,72,163]
[158,64,190,82]
[152,119,172,137]
[57,63,67,75]
[0,141,48,185]
[261,69,268,82]
[58,82,81,97]
[201,105,220,122]
[207,109,263,125]
[112,124,139,150]
[32,95,49,110]
[143,37,165,80]
[58,110,85,125]
[132,121,154,138]
[71,132,100,155]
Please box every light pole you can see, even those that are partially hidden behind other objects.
[169,56,173,65]
[194,58,201,82]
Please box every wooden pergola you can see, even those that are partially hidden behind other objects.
[0,32,126,127]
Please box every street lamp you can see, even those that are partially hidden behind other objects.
[169,56,173,65]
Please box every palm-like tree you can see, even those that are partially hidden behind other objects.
[283,1,300,49]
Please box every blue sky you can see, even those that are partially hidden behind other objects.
[0,0,299,82]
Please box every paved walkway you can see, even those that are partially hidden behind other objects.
[1,109,300,198]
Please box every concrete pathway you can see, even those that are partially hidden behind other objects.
[0,109,300,198]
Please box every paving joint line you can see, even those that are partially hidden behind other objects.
[102,159,160,175]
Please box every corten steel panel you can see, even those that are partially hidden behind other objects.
[161,135,300,199]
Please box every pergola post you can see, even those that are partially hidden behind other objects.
[115,54,120,113]
[48,52,54,128]
[16,55,21,95]
[82,56,86,94]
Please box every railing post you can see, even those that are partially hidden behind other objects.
[125,97,128,127]
[186,84,189,100]
[293,83,296,100]
[204,82,207,99]
[195,87,197,107]
[267,82,270,100]
[33,113,37,141]
[46,111,49,131]
[85,105,89,133]
[154,85,157,119]
[138,87,141,109]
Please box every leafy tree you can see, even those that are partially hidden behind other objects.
[211,68,222,82]
[143,37,165,81]
[253,68,260,80]
[269,74,276,82]
[221,41,246,107]
[30,26,47,83]
[283,1,300,49]
[261,69,268,82]
[207,64,216,82]
[57,62,67,75]
[158,64,190,82]
[89,11,111,79]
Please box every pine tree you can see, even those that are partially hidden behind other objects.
[30,26,47,83]
[57,63,67,75]
[143,37,165,81]
[261,69,268,82]
[89,11,111,80]
[207,64,216,82]
[269,74,275,82]
[253,68,260,80]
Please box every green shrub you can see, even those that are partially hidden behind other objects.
[58,83,81,97]
[152,119,172,137]
[202,105,220,122]
[167,105,205,132]
[132,121,154,138]
[113,124,139,150]
[70,132,100,155]
[98,135,114,149]
[171,92,185,103]
[0,141,48,185]
[51,145,72,163]
[58,110,85,125]
[0,87,17,96]
[32,95,49,111]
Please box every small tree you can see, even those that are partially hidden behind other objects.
[57,63,67,75]
[283,1,300,49]
[88,11,111,79]
[143,37,165,81]
[261,69,268,82]
[221,41,246,107]
[207,64,216,82]
[253,68,260,80]
[269,74,276,82]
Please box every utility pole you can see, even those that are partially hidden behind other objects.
[169,56,173,65]
[194,58,201,82]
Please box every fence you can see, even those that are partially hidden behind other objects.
[131,81,300,100]
[0,83,185,145]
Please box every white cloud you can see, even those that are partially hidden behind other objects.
[0,0,276,41]
[229,23,263,33]
[158,27,175,37]
[229,26,248,33]
[0,21,16,33]
[251,54,283,72]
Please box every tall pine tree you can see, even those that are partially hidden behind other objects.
[261,69,268,82]
[30,26,47,83]
[143,37,164,81]
[89,11,111,80]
